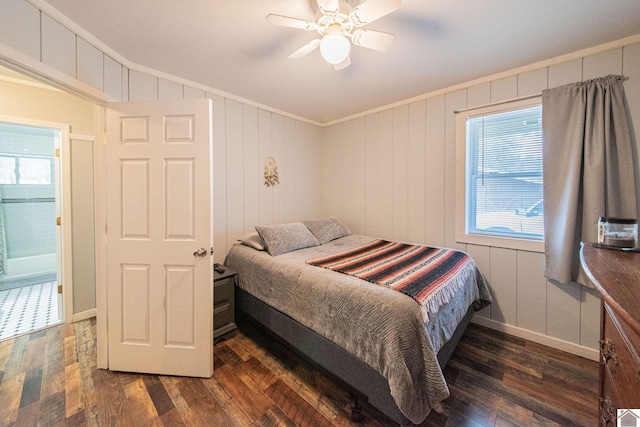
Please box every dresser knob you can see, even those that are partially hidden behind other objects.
[637,370,640,383]
[600,338,617,366]
[599,397,614,426]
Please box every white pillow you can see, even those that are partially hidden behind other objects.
[303,217,351,244]
[237,232,266,251]
[255,222,320,256]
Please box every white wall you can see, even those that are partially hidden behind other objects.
[322,41,640,358]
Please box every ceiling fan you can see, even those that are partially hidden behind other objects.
[266,0,401,70]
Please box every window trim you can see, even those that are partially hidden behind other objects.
[455,96,545,253]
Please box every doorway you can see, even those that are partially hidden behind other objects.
[0,120,63,340]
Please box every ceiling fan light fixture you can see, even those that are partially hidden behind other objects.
[267,0,401,69]
[319,25,351,65]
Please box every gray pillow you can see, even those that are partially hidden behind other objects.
[255,222,320,256]
[237,232,266,251]
[303,217,351,244]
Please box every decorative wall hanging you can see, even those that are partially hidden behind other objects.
[264,156,280,187]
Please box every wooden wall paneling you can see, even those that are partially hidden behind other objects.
[623,43,640,136]
[0,0,40,60]
[546,281,581,344]
[306,124,322,215]
[224,99,245,245]
[377,110,393,239]
[158,78,183,101]
[364,114,380,237]
[270,113,286,225]
[490,75,518,102]
[41,14,76,78]
[580,286,601,349]
[466,82,490,108]
[489,247,517,324]
[304,122,323,219]
[242,104,260,229]
[320,124,337,217]
[331,122,345,223]
[121,65,129,101]
[424,95,446,247]
[407,100,426,243]
[282,117,297,223]
[128,70,158,101]
[623,43,640,219]
[466,244,492,319]
[258,109,273,226]
[351,117,367,234]
[392,105,409,242]
[444,89,466,250]
[183,86,205,99]
[308,123,323,216]
[341,120,356,228]
[76,38,103,91]
[582,48,623,80]
[211,94,228,264]
[515,251,547,334]
[103,55,123,101]
[517,68,548,97]
[548,58,582,89]
[295,121,313,220]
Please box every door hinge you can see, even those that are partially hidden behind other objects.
[57,284,62,294]
[56,217,61,226]
[55,148,60,157]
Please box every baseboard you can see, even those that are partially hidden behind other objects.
[72,308,96,322]
[471,315,599,361]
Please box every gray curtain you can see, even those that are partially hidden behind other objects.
[542,75,637,285]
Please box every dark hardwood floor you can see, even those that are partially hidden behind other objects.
[0,315,598,426]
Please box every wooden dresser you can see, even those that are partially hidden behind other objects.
[580,243,640,426]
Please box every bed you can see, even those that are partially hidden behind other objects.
[225,219,492,426]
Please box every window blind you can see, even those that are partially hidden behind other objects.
[466,105,543,239]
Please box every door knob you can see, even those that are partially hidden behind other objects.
[193,248,207,258]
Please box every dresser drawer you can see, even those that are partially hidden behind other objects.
[602,304,640,407]
[214,277,234,305]
[214,301,232,330]
[600,367,621,426]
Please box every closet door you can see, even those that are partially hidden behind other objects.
[106,99,214,377]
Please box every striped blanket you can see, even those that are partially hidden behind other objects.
[306,239,477,322]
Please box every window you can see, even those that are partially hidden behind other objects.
[455,97,544,252]
[0,155,53,185]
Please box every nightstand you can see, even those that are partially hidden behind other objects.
[213,264,237,343]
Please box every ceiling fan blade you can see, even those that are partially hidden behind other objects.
[288,39,321,59]
[351,29,395,52]
[349,0,401,26]
[265,14,317,31]
[334,56,351,70]
[316,0,340,16]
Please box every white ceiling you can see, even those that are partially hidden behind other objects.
[42,0,640,124]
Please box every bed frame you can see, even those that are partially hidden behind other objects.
[235,286,475,427]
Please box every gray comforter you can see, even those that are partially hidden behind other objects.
[226,234,492,424]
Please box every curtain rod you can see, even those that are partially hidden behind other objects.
[454,93,541,115]
[454,74,628,115]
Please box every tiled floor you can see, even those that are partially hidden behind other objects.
[0,280,61,341]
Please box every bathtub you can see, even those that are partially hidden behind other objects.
[3,253,56,280]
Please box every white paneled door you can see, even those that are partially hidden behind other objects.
[106,99,213,377]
